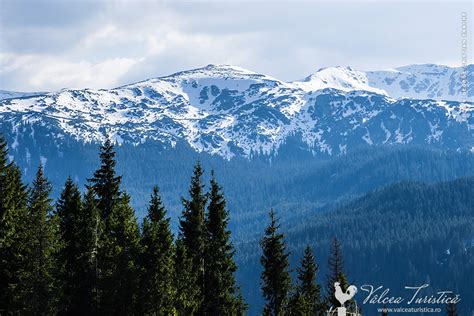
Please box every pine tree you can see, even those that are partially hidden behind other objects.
[325,238,354,311]
[287,292,308,316]
[260,209,291,316]
[336,272,352,306]
[81,186,102,313]
[138,186,175,315]
[298,246,321,309]
[89,137,122,219]
[203,174,244,315]
[178,161,207,305]
[326,238,343,309]
[56,177,81,313]
[56,179,99,314]
[174,239,200,315]
[98,193,140,315]
[19,165,60,315]
[0,137,28,313]
[288,246,321,315]
[89,138,139,314]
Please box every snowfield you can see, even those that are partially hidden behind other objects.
[0,64,472,159]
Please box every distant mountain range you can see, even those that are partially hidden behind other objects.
[1,64,472,160]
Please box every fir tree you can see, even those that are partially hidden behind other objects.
[326,238,343,309]
[203,174,244,315]
[20,165,60,315]
[288,246,321,315]
[0,137,16,257]
[81,186,102,313]
[138,186,175,315]
[325,238,354,311]
[178,161,207,304]
[260,209,291,316]
[287,292,308,316]
[89,139,139,314]
[0,137,28,313]
[89,137,122,219]
[56,179,99,314]
[98,193,140,315]
[174,239,200,315]
[56,177,81,313]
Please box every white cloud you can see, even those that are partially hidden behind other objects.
[0,0,471,91]
[0,54,141,90]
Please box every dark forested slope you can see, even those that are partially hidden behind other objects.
[236,178,474,315]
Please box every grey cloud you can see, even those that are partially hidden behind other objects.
[0,0,472,91]
[0,0,107,54]
[1,0,105,28]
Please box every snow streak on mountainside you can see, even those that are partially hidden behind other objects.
[0,64,473,159]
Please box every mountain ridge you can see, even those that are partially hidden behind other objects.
[0,64,472,160]
[2,63,471,99]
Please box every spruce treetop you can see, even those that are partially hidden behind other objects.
[260,209,291,316]
[89,136,122,218]
[29,164,53,211]
[147,185,166,223]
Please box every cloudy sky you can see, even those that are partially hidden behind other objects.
[0,0,472,92]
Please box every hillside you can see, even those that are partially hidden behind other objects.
[236,178,474,314]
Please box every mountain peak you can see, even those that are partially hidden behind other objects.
[292,64,472,101]
[159,64,267,82]
[293,66,387,95]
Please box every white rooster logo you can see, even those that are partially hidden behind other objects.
[334,282,357,307]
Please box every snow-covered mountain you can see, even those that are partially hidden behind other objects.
[294,64,473,101]
[0,90,46,101]
[0,64,472,160]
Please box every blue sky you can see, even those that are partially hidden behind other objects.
[0,0,472,91]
